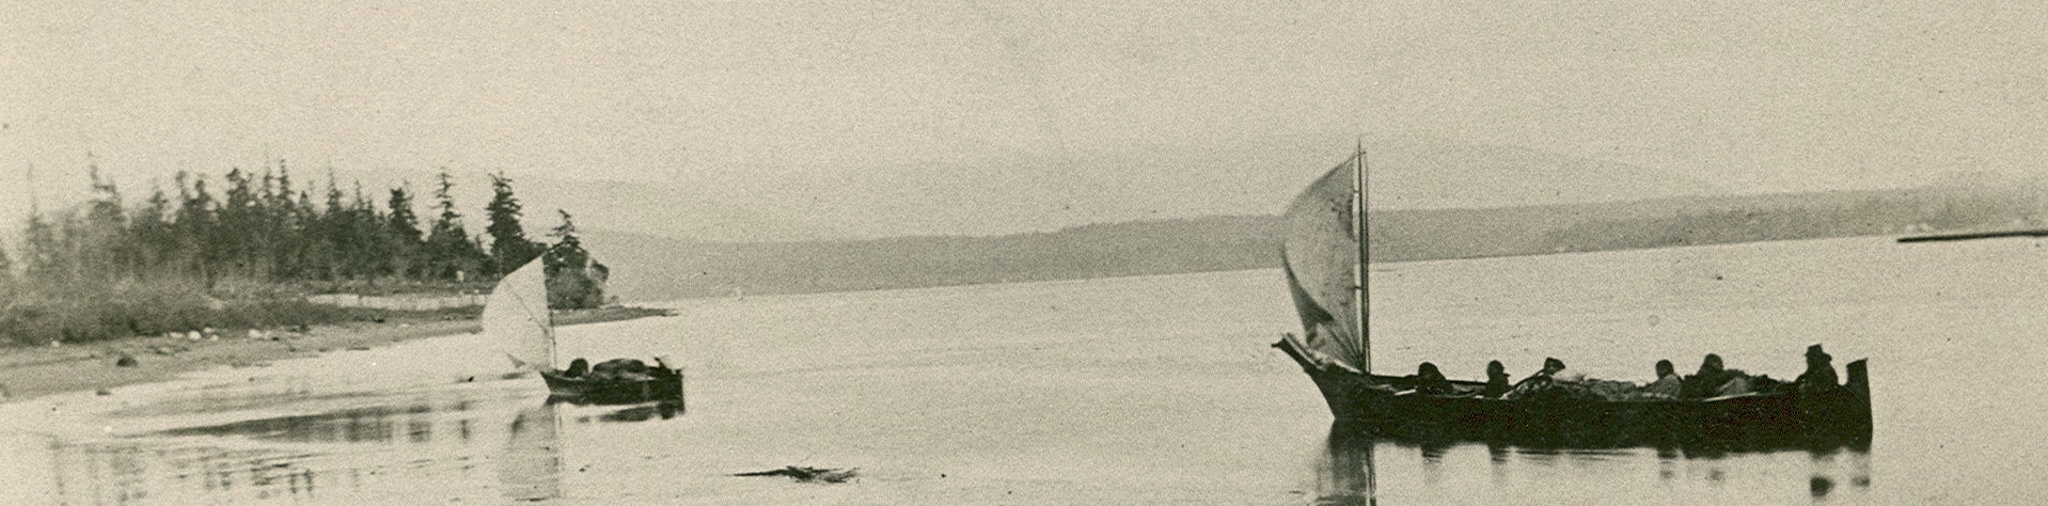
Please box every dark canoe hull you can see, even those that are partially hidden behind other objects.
[539,367,686,406]
[1275,339,1873,449]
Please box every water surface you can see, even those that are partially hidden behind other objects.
[2,236,2043,504]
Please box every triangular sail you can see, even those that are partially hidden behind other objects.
[1281,154,1369,372]
[486,258,555,371]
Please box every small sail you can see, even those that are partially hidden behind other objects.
[1281,156,1367,371]
[486,258,555,371]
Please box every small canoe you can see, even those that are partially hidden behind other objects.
[539,365,685,405]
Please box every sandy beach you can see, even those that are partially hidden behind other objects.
[0,306,672,403]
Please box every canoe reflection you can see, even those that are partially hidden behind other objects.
[1317,423,1377,506]
[593,400,684,423]
[1314,422,1872,504]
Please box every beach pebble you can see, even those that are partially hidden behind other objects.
[186,331,202,341]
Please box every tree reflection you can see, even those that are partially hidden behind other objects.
[499,404,563,502]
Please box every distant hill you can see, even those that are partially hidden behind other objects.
[586,183,2048,302]
[249,133,1727,243]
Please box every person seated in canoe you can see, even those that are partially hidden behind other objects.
[1411,362,1455,395]
[588,358,654,382]
[1482,360,1511,398]
[1794,344,1840,393]
[1682,354,1754,398]
[563,358,591,378]
[1504,358,1571,398]
[1643,359,1682,398]
[1547,358,1587,383]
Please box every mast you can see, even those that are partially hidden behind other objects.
[544,262,558,369]
[1351,140,1371,374]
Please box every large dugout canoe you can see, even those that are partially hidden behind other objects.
[1274,335,1873,447]
[1275,148,1872,448]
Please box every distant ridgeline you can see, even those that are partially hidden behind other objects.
[0,164,608,345]
[592,183,2048,302]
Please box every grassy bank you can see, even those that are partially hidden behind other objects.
[0,305,673,402]
[0,281,485,347]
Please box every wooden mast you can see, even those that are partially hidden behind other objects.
[1352,139,1371,374]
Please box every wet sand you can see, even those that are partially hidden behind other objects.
[0,306,672,403]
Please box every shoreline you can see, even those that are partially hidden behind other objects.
[0,306,673,403]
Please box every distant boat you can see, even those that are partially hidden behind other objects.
[488,257,684,405]
[1898,229,2048,243]
[1271,146,1873,447]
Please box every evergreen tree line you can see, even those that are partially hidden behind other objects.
[1,161,597,296]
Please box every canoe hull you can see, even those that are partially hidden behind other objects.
[1277,338,1873,448]
[538,367,686,406]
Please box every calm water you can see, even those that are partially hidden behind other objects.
[4,236,2046,504]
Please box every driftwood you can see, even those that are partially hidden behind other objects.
[733,466,859,483]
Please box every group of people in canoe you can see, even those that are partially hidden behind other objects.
[557,357,676,383]
[1405,344,1844,401]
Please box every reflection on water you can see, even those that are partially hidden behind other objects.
[1317,423,1874,505]
[6,393,681,505]
[1317,424,1377,506]
[590,400,685,423]
[151,403,455,443]
[501,404,562,502]
[14,237,2048,504]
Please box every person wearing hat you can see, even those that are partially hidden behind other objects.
[1412,362,1455,395]
[1795,344,1840,393]
[1682,354,1731,399]
[1546,357,1586,383]
[1504,357,1574,399]
[1482,360,1512,398]
[1644,359,1683,398]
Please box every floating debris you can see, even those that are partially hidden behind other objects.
[734,466,859,483]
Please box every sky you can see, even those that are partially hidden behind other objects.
[3,1,2045,240]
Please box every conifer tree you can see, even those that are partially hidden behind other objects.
[484,172,543,276]
[314,173,348,280]
[0,237,13,288]
[79,166,129,284]
[175,172,219,285]
[131,183,176,279]
[385,186,425,280]
[426,170,485,281]
[344,182,383,280]
[20,212,60,284]
[543,209,607,308]
[269,163,306,280]
[220,168,260,279]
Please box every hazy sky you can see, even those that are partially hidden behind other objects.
[4,1,2045,238]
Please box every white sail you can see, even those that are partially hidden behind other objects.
[1281,154,1368,372]
[486,258,555,371]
